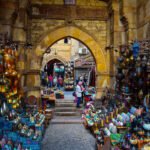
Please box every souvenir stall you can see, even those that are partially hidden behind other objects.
[82,40,150,150]
[41,88,56,108]
[55,90,64,99]
[53,63,65,78]
[83,87,96,106]
[0,42,46,150]
[64,61,74,91]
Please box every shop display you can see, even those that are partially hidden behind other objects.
[82,40,150,150]
[115,40,150,106]
[54,64,64,73]
[64,61,74,91]
[0,44,21,109]
[83,87,96,103]
[55,90,64,99]
[0,42,46,150]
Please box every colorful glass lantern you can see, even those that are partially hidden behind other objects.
[132,41,140,59]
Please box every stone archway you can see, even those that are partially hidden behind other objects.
[29,26,110,98]
[41,55,66,71]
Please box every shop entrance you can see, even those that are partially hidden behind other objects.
[41,37,97,101]
[33,26,110,99]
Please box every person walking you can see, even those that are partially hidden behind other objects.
[57,75,63,90]
[53,75,57,88]
[48,74,53,88]
[76,81,84,108]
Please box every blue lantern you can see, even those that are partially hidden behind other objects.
[132,41,140,59]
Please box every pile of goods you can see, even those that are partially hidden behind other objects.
[55,90,64,99]
[64,61,74,91]
[82,40,150,150]
[82,102,150,149]
[0,43,45,150]
[0,44,21,109]
[0,106,45,150]
[83,87,96,103]
[116,40,149,106]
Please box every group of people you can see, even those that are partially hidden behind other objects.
[75,74,88,108]
[41,71,63,89]
[74,73,96,108]
[48,74,63,89]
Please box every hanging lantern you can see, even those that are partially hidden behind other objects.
[8,98,12,103]
[118,56,124,63]
[137,56,141,62]
[147,61,150,73]
[138,78,144,87]
[141,56,147,68]
[136,66,142,76]
[0,107,4,116]
[138,90,143,98]
[12,104,17,109]
[2,102,9,114]
[132,41,140,59]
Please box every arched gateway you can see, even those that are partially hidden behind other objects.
[29,26,110,99]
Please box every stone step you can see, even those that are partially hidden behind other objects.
[55,103,76,107]
[51,118,83,124]
[55,107,77,112]
[56,100,74,103]
[55,112,80,116]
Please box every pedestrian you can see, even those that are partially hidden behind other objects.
[48,74,53,88]
[76,81,84,108]
[53,75,57,88]
[79,74,83,82]
[83,74,87,88]
[57,75,63,90]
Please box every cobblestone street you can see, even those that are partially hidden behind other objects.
[42,124,96,150]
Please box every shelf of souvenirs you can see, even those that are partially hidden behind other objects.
[82,100,150,150]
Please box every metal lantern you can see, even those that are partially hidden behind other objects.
[0,107,4,116]
[2,102,9,114]
[132,41,140,59]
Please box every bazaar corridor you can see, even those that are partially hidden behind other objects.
[0,0,150,150]
[42,124,95,150]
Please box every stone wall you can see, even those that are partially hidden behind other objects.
[31,19,107,51]
[137,0,150,40]
[31,0,107,7]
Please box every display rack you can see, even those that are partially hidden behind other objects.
[64,61,74,91]
[0,40,21,109]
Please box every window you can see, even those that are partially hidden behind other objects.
[64,0,76,5]
[64,38,68,44]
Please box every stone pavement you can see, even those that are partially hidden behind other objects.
[41,124,96,150]
[42,91,95,150]
[64,91,75,100]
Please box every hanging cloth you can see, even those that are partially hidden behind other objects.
[87,69,91,86]
[89,67,96,87]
